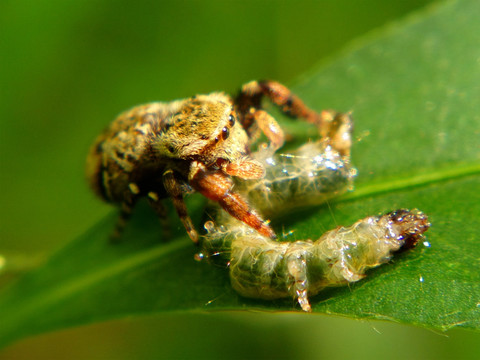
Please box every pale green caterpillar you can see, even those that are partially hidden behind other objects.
[202,209,429,312]
[236,140,357,218]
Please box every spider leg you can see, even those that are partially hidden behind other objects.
[189,161,276,239]
[221,157,265,179]
[249,109,284,150]
[163,169,199,243]
[316,110,353,157]
[239,80,322,125]
[237,80,352,156]
[110,191,137,242]
[147,191,171,240]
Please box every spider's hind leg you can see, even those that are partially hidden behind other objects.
[110,199,137,243]
[147,191,172,241]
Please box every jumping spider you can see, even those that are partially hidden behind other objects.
[86,80,351,242]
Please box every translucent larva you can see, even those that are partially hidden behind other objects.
[202,209,430,312]
[236,140,357,218]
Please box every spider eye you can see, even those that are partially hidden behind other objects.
[222,127,230,140]
[229,114,235,127]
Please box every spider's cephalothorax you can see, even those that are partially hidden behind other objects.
[86,81,344,242]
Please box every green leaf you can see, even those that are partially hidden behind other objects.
[1,0,479,348]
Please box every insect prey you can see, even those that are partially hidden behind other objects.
[202,208,430,312]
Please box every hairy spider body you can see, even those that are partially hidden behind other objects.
[86,81,332,242]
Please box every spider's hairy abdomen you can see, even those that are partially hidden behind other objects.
[86,101,183,202]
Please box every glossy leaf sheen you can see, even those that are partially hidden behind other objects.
[1,0,479,348]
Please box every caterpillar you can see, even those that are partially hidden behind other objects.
[201,209,430,312]
[198,112,430,311]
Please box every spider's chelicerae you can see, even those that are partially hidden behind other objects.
[86,80,351,242]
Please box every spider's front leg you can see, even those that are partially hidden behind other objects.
[238,80,321,125]
[189,161,276,239]
[237,80,353,156]
[219,157,265,179]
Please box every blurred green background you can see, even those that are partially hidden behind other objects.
[1,0,479,359]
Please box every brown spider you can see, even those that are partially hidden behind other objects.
[86,80,349,243]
